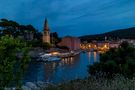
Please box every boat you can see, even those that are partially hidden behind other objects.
[47,56,61,62]
[37,55,61,62]
[37,53,51,62]
[37,56,48,62]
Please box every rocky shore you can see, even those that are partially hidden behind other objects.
[5,81,52,90]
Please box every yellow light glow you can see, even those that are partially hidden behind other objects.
[104,44,107,48]
[51,52,60,55]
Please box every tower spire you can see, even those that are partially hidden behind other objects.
[43,18,50,43]
[44,18,49,31]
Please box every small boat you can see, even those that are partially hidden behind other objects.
[47,57,61,62]
[37,53,51,62]
[37,57,48,62]
[37,56,61,62]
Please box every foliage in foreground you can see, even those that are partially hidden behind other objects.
[44,75,135,90]
[0,36,30,89]
[88,41,135,78]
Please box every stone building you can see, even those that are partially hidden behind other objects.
[18,31,34,41]
[58,36,80,50]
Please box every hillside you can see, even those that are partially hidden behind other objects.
[80,27,135,42]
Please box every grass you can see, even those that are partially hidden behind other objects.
[44,75,135,90]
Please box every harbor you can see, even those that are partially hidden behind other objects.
[24,51,100,83]
[36,50,81,62]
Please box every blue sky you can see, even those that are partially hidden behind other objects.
[0,0,135,36]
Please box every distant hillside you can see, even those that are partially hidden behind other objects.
[80,27,135,42]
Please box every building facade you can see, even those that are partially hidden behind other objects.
[109,42,120,48]
[18,31,34,41]
[43,19,50,43]
[58,36,80,50]
[24,32,34,41]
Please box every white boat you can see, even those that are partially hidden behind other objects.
[37,56,61,62]
[37,53,51,62]
[37,52,61,62]
[37,56,48,62]
[47,57,61,62]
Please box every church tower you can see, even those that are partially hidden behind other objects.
[43,18,50,43]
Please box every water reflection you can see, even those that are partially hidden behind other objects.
[94,52,97,62]
[24,52,99,83]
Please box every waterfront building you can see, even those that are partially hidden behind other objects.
[96,41,109,51]
[18,31,34,41]
[109,41,120,48]
[43,19,50,43]
[58,36,80,50]
[80,41,109,51]
[120,39,135,46]
[24,31,34,41]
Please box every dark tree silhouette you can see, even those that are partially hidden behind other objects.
[88,41,135,78]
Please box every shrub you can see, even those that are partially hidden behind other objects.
[0,35,30,89]
[88,41,135,78]
[44,75,135,90]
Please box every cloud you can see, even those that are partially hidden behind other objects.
[0,0,135,36]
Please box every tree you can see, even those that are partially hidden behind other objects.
[0,19,19,37]
[0,36,30,89]
[88,41,135,78]
[50,32,61,44]
[42,42,52,50]
[34,31,42,41]
[26,25,36,33]
[0,19,38,39]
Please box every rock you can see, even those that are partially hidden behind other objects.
[4,87,16,90]
[25,82,37,90]
[22,85,31,90]
[36,81,47,88]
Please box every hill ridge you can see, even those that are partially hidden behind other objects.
[80,27,135,41]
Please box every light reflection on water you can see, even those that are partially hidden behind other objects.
[24,52,99,84]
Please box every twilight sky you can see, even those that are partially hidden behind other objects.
[0,0,135,36]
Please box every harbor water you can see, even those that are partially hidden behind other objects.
[24,52,100,84]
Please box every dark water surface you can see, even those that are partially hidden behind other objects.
[24,52,100,84]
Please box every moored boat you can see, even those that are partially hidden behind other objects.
[37,54,61,62]
[47,56,61,62]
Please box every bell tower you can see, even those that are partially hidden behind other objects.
[43,18,50,43]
